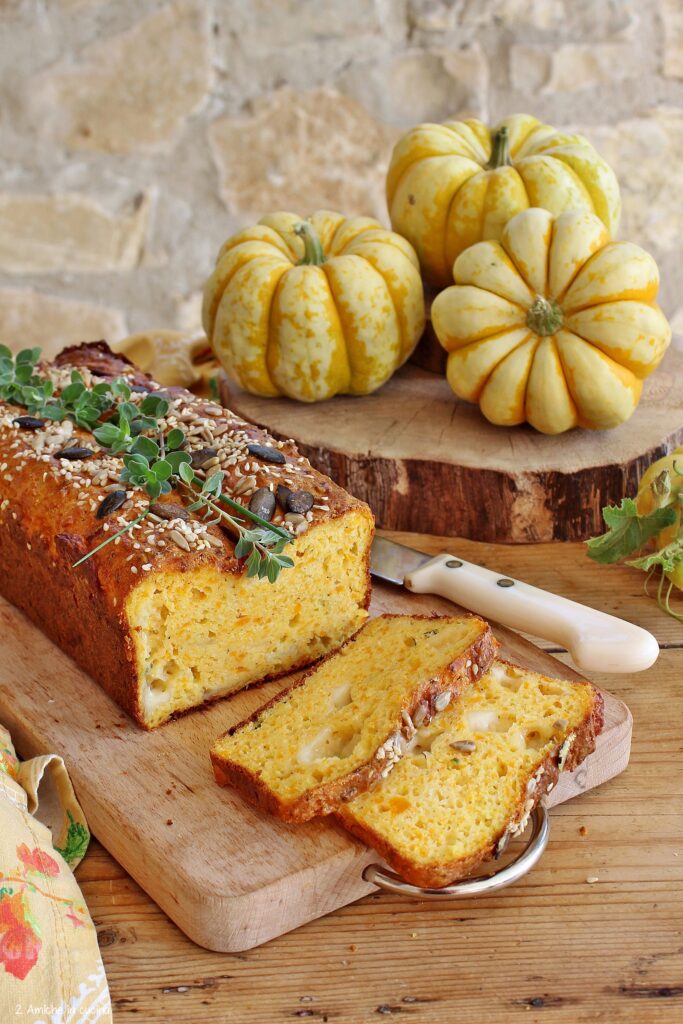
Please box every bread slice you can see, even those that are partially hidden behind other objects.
[211,613,496,822]
[337,659,604,887]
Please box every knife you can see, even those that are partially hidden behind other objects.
[371,536,659,674]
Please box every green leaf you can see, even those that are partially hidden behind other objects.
[179,461,195,485]
[0,344,11,361]
[586,498,677,565]
[132,434,159,459]
[110,378,131,400]
[146,479,162,501]
[166,428,185,450]
[153,459,173,481]
[266,558,280,583]
[93,422,122,446]
[61,381,85,403]
[140,394,169,417]
[234,536,252,559]
[245,548,262,577]
[628,539,683,574]
[16,347,40,365]
[166,450,191,473]
[202,471,224,495]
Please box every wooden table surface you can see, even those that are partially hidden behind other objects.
[76,530,683,1023]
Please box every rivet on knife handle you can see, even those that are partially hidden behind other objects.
[404,553,659,674]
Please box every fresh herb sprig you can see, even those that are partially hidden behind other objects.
[0,346,293,582]
[587,464,683,619]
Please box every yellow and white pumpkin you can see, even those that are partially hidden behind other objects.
[202,210,425,402]
[432,207,671,434]
[386,114,621,287]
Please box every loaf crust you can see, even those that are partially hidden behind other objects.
[0,342,373,727]
[336,668,604,888]
[211,613,498,822]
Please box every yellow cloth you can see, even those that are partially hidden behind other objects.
[112,329,219,396]
[0,724,112,1023]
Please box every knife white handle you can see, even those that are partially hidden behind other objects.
[404,553,659,674]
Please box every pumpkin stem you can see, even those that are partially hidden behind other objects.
[294,221,326,266]
[487,126,511,169]
[526,295,564,336]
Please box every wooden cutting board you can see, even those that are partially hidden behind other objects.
[0,582,631,953]
[219,347,683,543]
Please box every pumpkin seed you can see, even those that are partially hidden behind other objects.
[190,446,218,468]
[246,442,286,465]
[54,446,94,460]
[276,484,292,508]
[287,489,314,514]
[169,529,191,551]
[249,487,276,521]
[96,489,127,519]
[13,416,45,430]
[149,502,189,522]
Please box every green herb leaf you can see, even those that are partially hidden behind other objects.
[166,428,185,450]
[132,434,159,459]
[165,450,191,473]
[586,498,677,565]
[628,539,683,574]
[178,461,195,485]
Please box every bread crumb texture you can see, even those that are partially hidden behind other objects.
[339,660,598,884]
[127,509,372,727]
[212,614,491,816]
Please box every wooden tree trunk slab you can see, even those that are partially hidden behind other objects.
[219,348,683,543]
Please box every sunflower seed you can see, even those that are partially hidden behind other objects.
[413,701,429,727]
[234,475,257,496]
[169,529,191,551]
[434,691,452,712]
[451,739,476,753]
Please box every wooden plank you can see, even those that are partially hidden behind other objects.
[0,575,631,953]
[219,348,683,543]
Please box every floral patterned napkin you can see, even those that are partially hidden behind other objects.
[0,724,112,1023]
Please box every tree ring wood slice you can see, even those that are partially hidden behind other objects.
[219,347,683,543]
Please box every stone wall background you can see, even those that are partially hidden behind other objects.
[1,0,682,355]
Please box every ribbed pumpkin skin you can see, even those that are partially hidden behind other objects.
[432,208,671,435]
[386,114,621,287]
[202,210,425,403]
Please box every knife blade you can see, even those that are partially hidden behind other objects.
[371,536,659,674]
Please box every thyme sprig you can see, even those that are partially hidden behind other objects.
[0,346,293,582]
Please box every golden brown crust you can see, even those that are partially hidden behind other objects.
[210,614,498,822]
[0,342,373,728]
[336,670,604,888]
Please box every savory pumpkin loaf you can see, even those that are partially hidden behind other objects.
[211,613,496,821]
[0,342,374,728]
[337,660,603,887]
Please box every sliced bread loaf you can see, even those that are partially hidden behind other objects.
[211,613,496,822]
[337,660,603,887]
